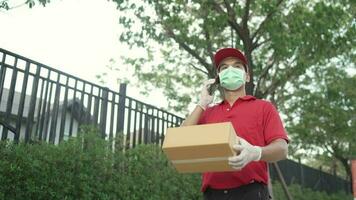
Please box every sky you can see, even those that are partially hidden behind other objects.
[0,0,174,114]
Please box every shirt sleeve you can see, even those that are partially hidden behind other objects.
[197,110,206,125]
[263,102,289,145]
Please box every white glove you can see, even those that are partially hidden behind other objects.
[197,79,215,110]
[228,137,262,171]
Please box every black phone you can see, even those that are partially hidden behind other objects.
[208,76,220,95]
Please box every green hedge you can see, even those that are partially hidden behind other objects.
[272,181,352,200]
[0,127,352,200]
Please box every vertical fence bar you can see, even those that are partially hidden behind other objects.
[299,158,304,187]
[144,109,148,144]
[150,109,155,144]
[109,93,115,140]
[25,64,41,143]
[319,166,323,191]
[49,74,61,144]
[39,71,51,140]
[86,85,93,124]
[138,103,143,145]
[170,114,174,127]
[69,79,77,136]
[77,82,86,130]
[43,83,53,142]
[166,113,170,128]
[0,53,7,104]
[2,58,18,140]
[132,102,138,148]
[34,77,45,139]
[175,116,181,127]
[59,77,69,143]
[99,87,109,139]
[14,62,30,142]
[117,83,126,135]
[155,109,160,145]
[125,99,132,149]
[93,88,100,126]
[116,95,121,138]
[160,112,165,146]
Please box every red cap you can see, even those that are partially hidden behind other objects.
[214,48,248,70]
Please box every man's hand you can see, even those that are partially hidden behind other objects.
[228,137,262,171]
[197,79,215,110]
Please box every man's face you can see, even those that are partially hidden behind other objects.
[218,57,250,82]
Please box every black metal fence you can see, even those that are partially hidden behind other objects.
[0,48,183,147]
[0,48,351,195]
[269,159,351,194]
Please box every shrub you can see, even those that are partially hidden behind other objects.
[272,181,352,200]
[0,127,352,199]
[0,127,201,200]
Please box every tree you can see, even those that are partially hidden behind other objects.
[0,0,50,10]
[3,0,354,113]
[283,64,356,180]
[113,0,354,113]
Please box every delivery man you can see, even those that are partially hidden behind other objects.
[181,48,289,200]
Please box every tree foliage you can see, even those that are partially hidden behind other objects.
[0,0,51,10]
[113,0,355,112]
[283,64,356,179]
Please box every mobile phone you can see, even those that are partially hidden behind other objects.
[208,76,220,95]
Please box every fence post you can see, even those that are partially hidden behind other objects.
[299,158,304,187]
[100,87,109,139]
[319,166,323,191]
[117,83,126,135]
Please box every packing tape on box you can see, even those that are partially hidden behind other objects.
[172,156,229,164]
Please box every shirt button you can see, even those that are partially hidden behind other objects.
[224,190,228,194]
[227,108,230,111]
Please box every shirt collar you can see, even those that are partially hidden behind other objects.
[219,95,256,105]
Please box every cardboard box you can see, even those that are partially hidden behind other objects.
[162,122,239,173]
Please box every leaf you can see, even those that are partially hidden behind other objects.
[112,0,354,115]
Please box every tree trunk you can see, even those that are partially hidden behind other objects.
[339,157,352,181]
[243,41,255,95]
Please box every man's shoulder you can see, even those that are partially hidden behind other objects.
[246,97,272,106]
[247,98,279,113]
[253,98,272,105]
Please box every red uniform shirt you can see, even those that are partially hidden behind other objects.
[198,95,289,192]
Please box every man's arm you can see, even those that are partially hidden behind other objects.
[229,138,288,170]
[261,139,288,162]
[181,79,215,126]
[181,106,204,126]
